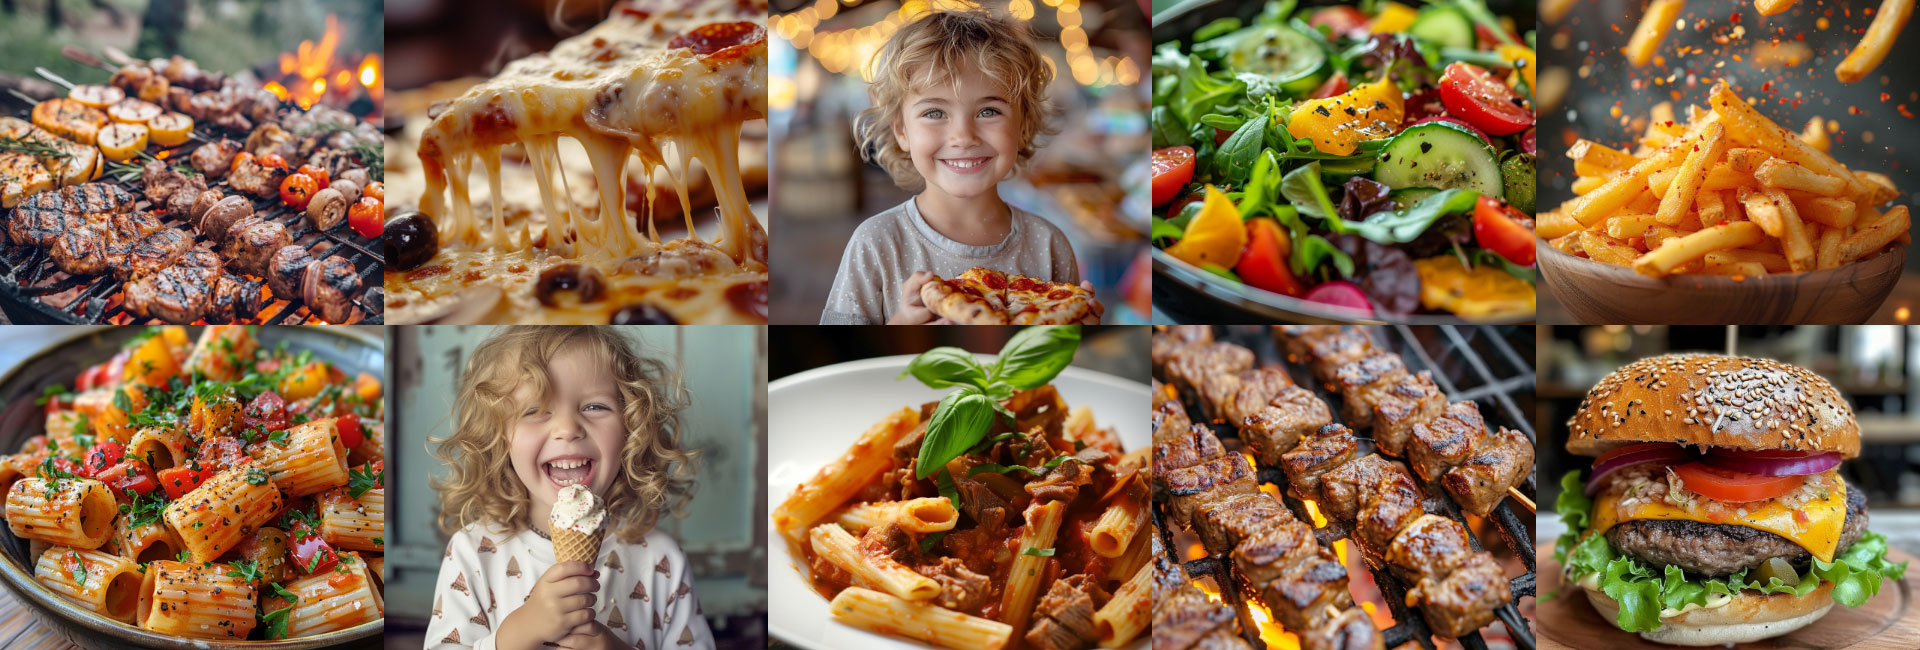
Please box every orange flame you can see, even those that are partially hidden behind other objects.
[279,14,346,109]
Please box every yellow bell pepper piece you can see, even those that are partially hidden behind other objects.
[1413,256,1536,319]
[1286,79,1405,155]
[1370,3,1419,33]
[1498,44,1536,91]
[1166,185,1248,270]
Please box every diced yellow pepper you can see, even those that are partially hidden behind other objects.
[1370,3,1419,33]
[1286,79,1406,155]
[1413,256,1536,319]
[1498,44,1536,91]
[1165,186,1249,270]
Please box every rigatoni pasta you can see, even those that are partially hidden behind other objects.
[277,551,384,637]
[6,477,117,549]
[164,462,285,563]
[137,560,257,639]
[247,418,350,497]
[33,546,144,623]
[318,486,385,552]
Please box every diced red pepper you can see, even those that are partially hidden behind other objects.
[158,464,213,500]
[196,437,249,474]
[80,441,127,477]
[287,515,339,575]
[98,459,157,501]
[244,391,290,432]
[335,415,364,450]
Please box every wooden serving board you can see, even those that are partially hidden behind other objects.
[1536,542,1919,649]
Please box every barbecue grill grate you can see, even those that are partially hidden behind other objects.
[1153,325,1536,650]
[0,98,384,325]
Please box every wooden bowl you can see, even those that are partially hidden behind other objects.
[1538,241,1908,324]
[0,326,385,650]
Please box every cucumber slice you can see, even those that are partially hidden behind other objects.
[1388,187,1441,209]
[1319,156,1379,177]
[1218,23,1328,89]
[1410,6,1475,50]
[1374,121,1503,197]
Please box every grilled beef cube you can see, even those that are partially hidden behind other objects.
[208,274,263,324]
[1355,469,1423,554]
[920,557,990,613]
[9,191,86,246]
[1193,492,1293,553]
[1408,401,1488,483]
[1154,424,1228,481]
[125,228,194,279]
[1230,519,1317,588]
[1153,398,1192,445]
[1242,385,1332,466]
[1279,424,1358,502]
[199,195,254,241]
[1410,552,1509,637]
[1319,454,1411,525]
[1156,589,1249,650]
[1164,453,1257,528]
[1165,343,1254,415]
[191,139,240,179]
[1255,546,1351,633]
[267,244,314,298]
[304,255,361,323]
[1372,371,1447,457]
[222,217,291,276]
[1442,426,1535,517]
[1297,328,1377,385]
[141,159,189,203]
[49,219,111,275]
[1223,368,1293,425]
[1152,325,1214,370]
[1333,354,1408,429]
[164,175,207,219]
[1275,325,1341,361]
[189,188,225,227]
[112,208,165,241]
[1025,575,1106,650]
[1299,606,1386,650]
[1387,515,1474,584]
[124,246,221,323]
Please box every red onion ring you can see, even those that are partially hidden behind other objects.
[1700,450,1841,477]
[1586,445,1695,496]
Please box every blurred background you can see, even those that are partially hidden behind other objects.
[1536,0,1920,322]
[385,326,767,649]
[1537,325,1920,558]
[768,323,1148,381]
[766,0,1153,324]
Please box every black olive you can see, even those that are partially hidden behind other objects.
[385,211,439,271]
[610,303,677,324]
[535,262,605,307]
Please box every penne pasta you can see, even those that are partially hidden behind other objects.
[1093,561,1152,648]
[836,497,958,535]
[137,560,257,639]
[810,523,940,601]
[34,546,144,623]
[6,477,117,549]
[1089,488,1146,558]
[829,587,1011,650]
[318,486,385,552]
[277,551,384,637]
[247,418,350,497]
[164,462,285,563]
[1000,500,1066,639]
[774,407,920,535]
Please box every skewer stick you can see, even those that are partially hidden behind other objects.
[1507,486,1535,513]
[34,67,77,90]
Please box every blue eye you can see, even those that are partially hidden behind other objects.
[585,403,611,412]
[922,109,945,119]
[979,107,1002,117]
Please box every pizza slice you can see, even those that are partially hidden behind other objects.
[920,267,1009,325]
[1005,275,1094,325]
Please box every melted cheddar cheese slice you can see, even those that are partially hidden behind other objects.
[1589,470,1848,562]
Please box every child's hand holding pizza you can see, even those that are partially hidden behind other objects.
[888,271,948,324]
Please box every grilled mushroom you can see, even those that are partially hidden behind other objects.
[307,187,348,231]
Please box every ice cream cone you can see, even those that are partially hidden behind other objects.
[550,484,606,565]
[552,525,602,564]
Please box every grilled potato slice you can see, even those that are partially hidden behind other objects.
[149,112,194,147]
[31,98,107,145]
[0,116,103,186]
[107,98,163,125]
[98,123,150,162]
[69,84,126,109]
[0,152,53,207]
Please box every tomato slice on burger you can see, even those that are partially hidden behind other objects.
[1671,462,1805,503]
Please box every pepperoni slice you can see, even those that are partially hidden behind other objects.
[669,22,766,59]
[980,272,1008,291]
[1047,289,1074,300]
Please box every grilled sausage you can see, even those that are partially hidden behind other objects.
[189,188,225,227]
[199,195,254,241]
[267,245,313,298]
[222,217,291,276]
[304,255,360,323]
[306,188,348,230]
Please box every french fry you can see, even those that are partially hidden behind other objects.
[1836,0,1915,83]
[1794,195,1858,228]
[1567,139,1640,170]
[1582,231,1642,265]
[1766,188,1817,271]
[1840,205,1911,262]
[1569,117,1716,226]
[1631,221,1767,276]
[1755,159,1848,196]
[1605,214,1663,239]
[1709,82,1872,197]
[1738,187,1787,238]
[1646,225,1686,251]
[1572,176,1608,195]
[1550,232,1585,255]
[1816,228,1845,269]
[1652,164,1748,198]
[1727,148,1773,174]
[1626,0,1686,67]
[1539,209,1582,239]
[1800,117,1830,153]
[1697,190,1728,224]
[1702,253,1771,276]
[1755,0,1798,16]
[1853,171,1901,206]
[1712,248,1791,272]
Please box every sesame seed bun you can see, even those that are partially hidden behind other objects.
[1566,353,1859,458]
[1580,580,1836,646]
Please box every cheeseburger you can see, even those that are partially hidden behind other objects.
[1555,353,1908,645]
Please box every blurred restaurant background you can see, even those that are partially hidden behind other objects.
[767,324,1148,382]
[766,0,1154,324]
[1537,325,1920,556]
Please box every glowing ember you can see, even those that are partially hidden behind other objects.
[266,13,379,113]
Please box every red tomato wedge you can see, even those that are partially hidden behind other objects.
[1311,74,1349,99]
[1473,195,1537,266]
[1671,463,1806,503]
[1235,219,1305,297]
[158,465,213,500]
[1152,146,1197,208]
[1309,6,1368,36]
[1439,62,1533,136]
[336,414,365,450]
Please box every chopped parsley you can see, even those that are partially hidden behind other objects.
[245,468,271,486]
[118,492,168,528]
[34,385,69,406]
[70,550,87,585]
[259,582,300,639]
[347,465,383,499]
[224,559,264,584]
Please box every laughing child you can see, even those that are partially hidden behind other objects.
[820,10,1099,324]
[425,326,711,650]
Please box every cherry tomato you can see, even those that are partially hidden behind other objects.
[1670,463,1806,503]
[1404,88,1448,122]
[158,464,213,499]
[1152,146,1197,208]
[1439,62,1533,136]
[230,151,254,174]
[349,196,383,238]
[1520,127,1537,155]
[1310,74,1349,100]
[98,459,157,501]
[244,390,290,432]
[296,165,330,188]
[335,414,364,450]
[363,181,384,201]
[81,441,128,477]
[280,173,318,209]
[259,153,288,171]
[43,457,85,479]
[1235,218,1305,297]
[1473,195,1537,266]
[1308,6,1368,36]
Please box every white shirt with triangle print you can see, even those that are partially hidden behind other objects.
[425,522,716,650]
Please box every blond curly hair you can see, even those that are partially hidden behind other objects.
[855,9,1056,190]
[430,326,698,543]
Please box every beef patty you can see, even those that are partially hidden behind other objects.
[1606,484,1867,577]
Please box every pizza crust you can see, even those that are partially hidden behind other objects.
[918,267,1093,325]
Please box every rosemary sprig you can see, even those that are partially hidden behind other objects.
[105,150,198,183]
[0,134,72,163]
[349,139,382,182]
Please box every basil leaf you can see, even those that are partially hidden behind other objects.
[932,469,962,517]
[914,391,996,479]
[991,326,1081,390]
[1150,106,1191,151]
[900,347,987,390]
[1022,547,1056,557]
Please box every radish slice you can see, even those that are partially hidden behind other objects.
[1303,282,1375,315]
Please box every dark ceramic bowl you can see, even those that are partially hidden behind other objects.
[0,326,385,649]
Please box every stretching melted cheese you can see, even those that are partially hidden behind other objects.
[399,0,770,323]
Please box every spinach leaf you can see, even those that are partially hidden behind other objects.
[1278,161,1340,220]
[1214,115,1268,183]
[1292,234,1355,278]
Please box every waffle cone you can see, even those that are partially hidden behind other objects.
[552,526,602,565]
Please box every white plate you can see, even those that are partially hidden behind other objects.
[767,354,1152,650]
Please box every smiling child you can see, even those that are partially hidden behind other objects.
[820,10,1096,325]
